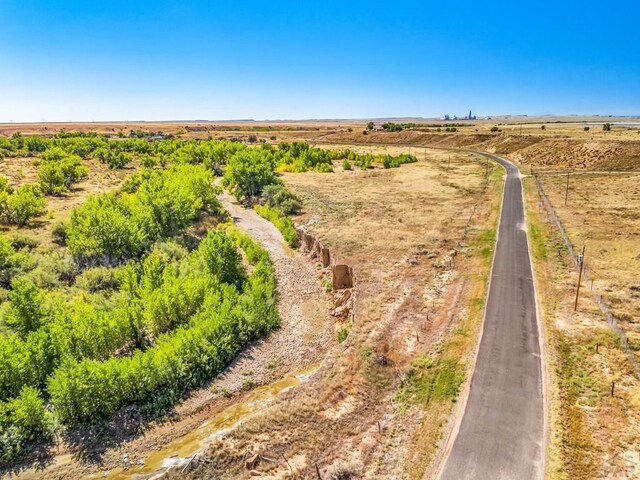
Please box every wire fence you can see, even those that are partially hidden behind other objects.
[531,170,640,379]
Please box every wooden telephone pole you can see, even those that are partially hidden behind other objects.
[574,245,585,311]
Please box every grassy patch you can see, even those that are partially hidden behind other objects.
[396,354,465,411]
[336,322,351,343]
[554,334,599,477]
[477,227,496,262]
[529,222,548,261]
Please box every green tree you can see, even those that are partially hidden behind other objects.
[367,121,374,131]
[0,177,13,221]
[6,185,46,226]
[41,146,67,162]
[5,279,47,338]
[0,234,16,286]
[6,386,53,442]
[67,193,147,261]
[199,230,243,285]
[39,155,89,194]
[223,149,276,201]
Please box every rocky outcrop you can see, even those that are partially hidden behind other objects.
[298,228,331,268]
[296,227,356,290]
[296,227,357,321]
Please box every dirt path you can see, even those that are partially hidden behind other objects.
[197,192,331,395]
[4,193,331,480]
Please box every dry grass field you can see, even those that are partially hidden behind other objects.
[523,175,640,479]
[536,172,640,360]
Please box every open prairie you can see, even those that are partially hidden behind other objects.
[2,120,640,479]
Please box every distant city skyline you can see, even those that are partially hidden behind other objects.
[1,1,639,122]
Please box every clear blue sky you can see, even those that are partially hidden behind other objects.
[1,0,638,122]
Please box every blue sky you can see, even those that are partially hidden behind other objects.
[1,0,638,121]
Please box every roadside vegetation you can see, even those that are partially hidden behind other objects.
[522,177,640,479]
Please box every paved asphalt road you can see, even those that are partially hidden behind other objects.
[439,152,544,480]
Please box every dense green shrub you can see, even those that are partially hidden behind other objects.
[261,183,301,214]
[39,154,89,194]
[315,162,334,173]
[47,230,278,424]
[342,159,352,171]
[8,234,40,251]
[382,122,404,131]
[0,235,19,286]
[198,230,244,285]
[51,220,68,244]
[67,165,220,263]
[254,205,298,247]
[93,148,131,169]
[382,153,417,169]
[223,149,277,201]
[274,142,333,173]
[0,386,53,463]
[4,185,46,226]
[4,279,47,339]
[74,267,120,293]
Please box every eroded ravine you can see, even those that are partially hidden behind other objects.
[6,194,331,480]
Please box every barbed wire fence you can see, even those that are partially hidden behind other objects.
[531,169,640,379]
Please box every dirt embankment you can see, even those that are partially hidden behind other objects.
[318,130,640,171]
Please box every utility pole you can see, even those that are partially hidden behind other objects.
[574,245,585,311]
[564,172,570,206]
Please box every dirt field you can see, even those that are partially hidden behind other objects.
[163,146,503,479]
[523,176,640,479]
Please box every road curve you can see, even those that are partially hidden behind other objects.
[438,152,545,480]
